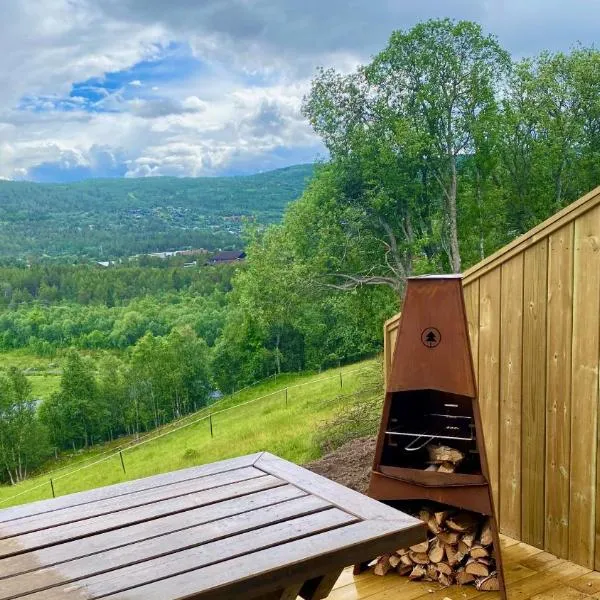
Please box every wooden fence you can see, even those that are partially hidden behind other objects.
[384,186,600,570]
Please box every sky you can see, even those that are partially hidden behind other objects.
[1,0,599,182]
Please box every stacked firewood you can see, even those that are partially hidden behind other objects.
[372,507,499,591]
[425,444,465,473]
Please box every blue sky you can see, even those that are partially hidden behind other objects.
[1,0,599,182]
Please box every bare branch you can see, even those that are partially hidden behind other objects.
[322,272,403,294]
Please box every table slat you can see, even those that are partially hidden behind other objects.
[103,520,423,600]
[0,475,284,559]
[0,494,332,599]
[0,467,264,539]
[0,454,260,524]
[20,509,357,600]
[0,484,305,580]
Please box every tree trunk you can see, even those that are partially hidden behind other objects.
[476,167,485,261]
[274,332,281,375]
[448,157,461,272]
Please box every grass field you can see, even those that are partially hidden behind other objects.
[0,349,61,400]
[0,359,381,508]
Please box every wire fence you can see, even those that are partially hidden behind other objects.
[0,364,372,507]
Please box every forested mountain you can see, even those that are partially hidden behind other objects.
[0,164,314,259]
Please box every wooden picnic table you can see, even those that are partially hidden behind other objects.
[0,452,424,600]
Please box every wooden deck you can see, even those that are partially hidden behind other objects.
[328,535,600,600]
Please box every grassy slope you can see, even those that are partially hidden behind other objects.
[0,359,379,508]
[0,350,61,400]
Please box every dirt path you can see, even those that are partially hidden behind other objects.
[305,436,376,494]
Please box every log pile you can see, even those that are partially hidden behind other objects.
[425,444,465,473]
[372,507,499,591]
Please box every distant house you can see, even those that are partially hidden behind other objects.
[176,249,209,257]
[208,250,246,265]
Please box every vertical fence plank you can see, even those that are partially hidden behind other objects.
[521,239,548,549]
[500,255,524,540]
[545,222,574,559]
[463,280,480,383]
[569,206,600,568]
[478,269,501,515]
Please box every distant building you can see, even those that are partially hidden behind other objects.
[208,250,246,265]
[176,249,209,257]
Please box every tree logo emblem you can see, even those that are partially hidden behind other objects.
[421,327,441,348]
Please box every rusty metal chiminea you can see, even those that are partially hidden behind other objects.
[367,275,505,595]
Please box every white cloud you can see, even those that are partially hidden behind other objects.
[2,0,600,181]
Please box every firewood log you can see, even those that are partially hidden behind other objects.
[461,531,476,547]
[409,551,430,565]
[480,519,494,546]
[470,544,490,559]
[427,517,441,535]
[418,508,433,523]
[409,541,429,553]
[396,547,408,556]
[389,554,402,568]
[427,445,465,464]
[475,573,500,591]
[373,554,392,576]
[409,565,427,580]
[437,562,453,576]
[457,540,470,556]
[444,544,460,566]
[437,531,460,545]
[456,569,476,585]
[400,554,414,567]
[446,512,479,532]
[397,564,412,576]
[465,559,489,577]
[428,538,445,563]
[438,572,453,587]
[426,564,438,581]
[434,510,453,525]
[437,461,456,473]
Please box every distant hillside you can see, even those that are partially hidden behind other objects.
[0,164,315,259]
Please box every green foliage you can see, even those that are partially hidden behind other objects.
[37,327,213,452]
[0,264,234,352]
[0,361,374,506]
[0,368,50,484]
[0,165,314,259]
[302,20,600,281]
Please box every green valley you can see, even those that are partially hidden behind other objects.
[0,164,314,259]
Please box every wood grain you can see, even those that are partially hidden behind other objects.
[0,454,260,524]
[0,452,426,600]
[0,466,264,540]
[545,222,574,559]
[478,269,501,514]
[499,255,523,540]
[0,484,306,580]
[463,280,480,384]
[521,239,548,549]
[569,205,600,568]
[0,475,285,558]
[0,495,333,599]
